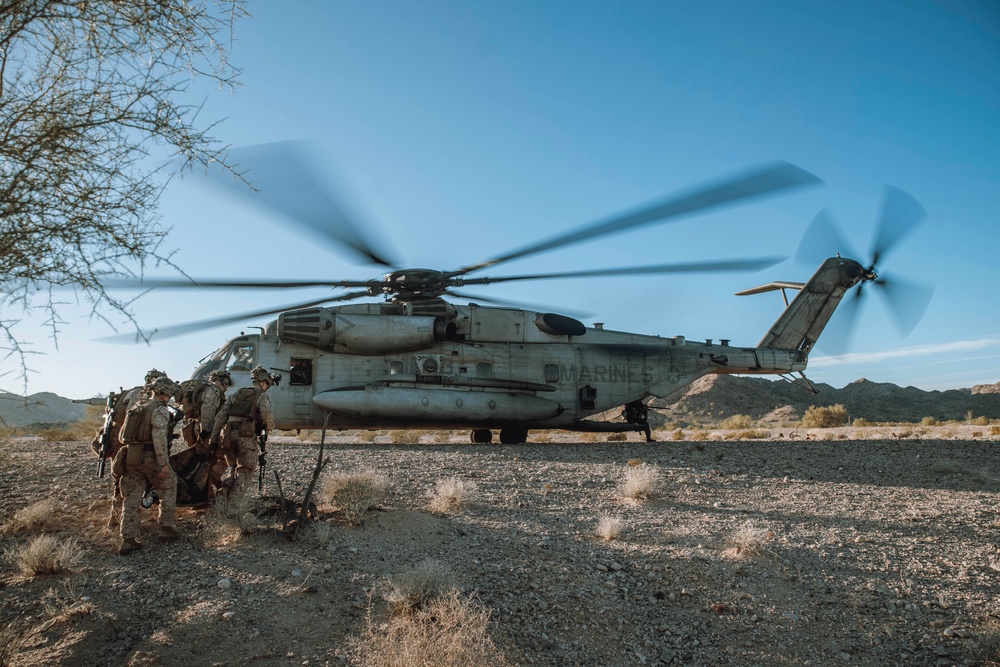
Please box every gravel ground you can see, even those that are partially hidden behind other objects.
[2,432,999,667]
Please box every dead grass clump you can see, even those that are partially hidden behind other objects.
[725,429,769,440]
[384,559,456,615]
[206,488,261,539]
[689,429,709,441]
[349,588,513,667]
[595,515,624,541]
[324,469,389,526]
[801,404,849,428]
[606,432,627,442]
[723,520,773,559]
[670,429,684,441]
[720,414,754,430]
[852,417,873,427]
[11,534,83,576]
[1,622,26,665]
[427,477,479,514]
[2,498,58,534]
[619,463,662,501]
[991,426,1000,437]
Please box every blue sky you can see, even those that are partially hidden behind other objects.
[8,0,1000,399]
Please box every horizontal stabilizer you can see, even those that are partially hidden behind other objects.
[735,281,805,296]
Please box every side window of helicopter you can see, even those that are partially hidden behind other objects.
[544,363,560,384]
[289,358,313,386]
[228,343,255,372]
[388,360,404,375]
[476,362,493,379]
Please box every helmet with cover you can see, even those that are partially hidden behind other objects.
[150,377,179,397]
[250,365,272,384]
[144,368,167,385]
[208,369,234,387]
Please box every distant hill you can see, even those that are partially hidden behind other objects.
[649,375,1000,426]
[0,391,89,428]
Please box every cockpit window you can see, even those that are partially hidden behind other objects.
[228,343,255,372]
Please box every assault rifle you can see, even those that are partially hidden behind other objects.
[97,392,117,478]
[257,423,268,492]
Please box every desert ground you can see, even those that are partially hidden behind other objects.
[2,428,999,667]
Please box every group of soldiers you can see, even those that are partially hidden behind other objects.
[95,365,276,555]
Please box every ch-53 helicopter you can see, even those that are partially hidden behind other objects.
[106,143,931,444]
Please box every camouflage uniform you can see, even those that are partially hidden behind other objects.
[118,377,179,554]
[104,369,167,529]
[210,366,275,498]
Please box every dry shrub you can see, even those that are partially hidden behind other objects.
[724,520,773,558]
[324,469,389,526]
[606,432,627,442]
[1,623,26,665]
[725,429,769,440]
[689,429,709,441]
[619,463,662,501]
[427,477,479,514]
[991,426,1000,437]
[921,416,940,426]
[11,535,83,576]
[3,498,58,534]
[720,414,754,430]
[349,588,513,667]
[670,429,684,441]
[384,559,456,615]
[852,417,872,427]
[596,515,624,541]
[206,488,261,539]
[801,404,849,428]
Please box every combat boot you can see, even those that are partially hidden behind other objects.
[118,538,143,556]
[158,525,180,542]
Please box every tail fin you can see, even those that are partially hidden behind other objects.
[738,256,869,359]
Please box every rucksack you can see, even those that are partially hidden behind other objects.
[174,379,209,418]
[119,398,155,445]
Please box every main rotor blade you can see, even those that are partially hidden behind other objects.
[100,277,377,290]
[870,186,927,267]
[444,291,590,319]
[458,257,785,286]
[456,161,821,276]
[97,290,371,343]
[201,141,398,267]
[795,208,856,266]
[875,275,933,338]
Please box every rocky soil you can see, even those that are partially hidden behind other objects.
[2,430,1000,667]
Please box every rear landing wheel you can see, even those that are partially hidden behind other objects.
[499,426,528,445]
[470,428,493,444]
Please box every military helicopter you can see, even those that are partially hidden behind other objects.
[105,144,931,444]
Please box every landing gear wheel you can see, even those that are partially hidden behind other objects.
[470,429,493,444]
[499,426,528,445]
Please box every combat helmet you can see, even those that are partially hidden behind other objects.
[250,365,272,383]
[144,368,167,385]
[150,376,179,397]
[208,369,234,387]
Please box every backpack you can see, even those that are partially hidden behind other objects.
[227,386,262,420]
[119,398,155,445]
[174,379,209,418]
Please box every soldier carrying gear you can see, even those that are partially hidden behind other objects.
[210,365,276,499]
[98,367,170,531]
[115,376,181,555]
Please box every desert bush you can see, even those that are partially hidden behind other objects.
[852,417,872,427]
[11,535,83,576]
[725,429,769,440]
[720,414,754,430]
[596,515,624,541]
[619,463,662,501]
[0,622,26,666]
[384,559,456,615]
[670,429,684,441]
[427,477,479,514]
[324,469,389,526]
[801,404,849,428]
[207,488,261,538]
[724,520,773,558]
[2,498,58,534]
[689,429,709,441]
[921,416,940,426]
[349,588,513,667]
[606,432,627,442]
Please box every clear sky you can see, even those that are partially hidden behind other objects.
[7,0,1000,399]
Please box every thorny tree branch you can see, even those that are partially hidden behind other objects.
[0,0,249,394]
